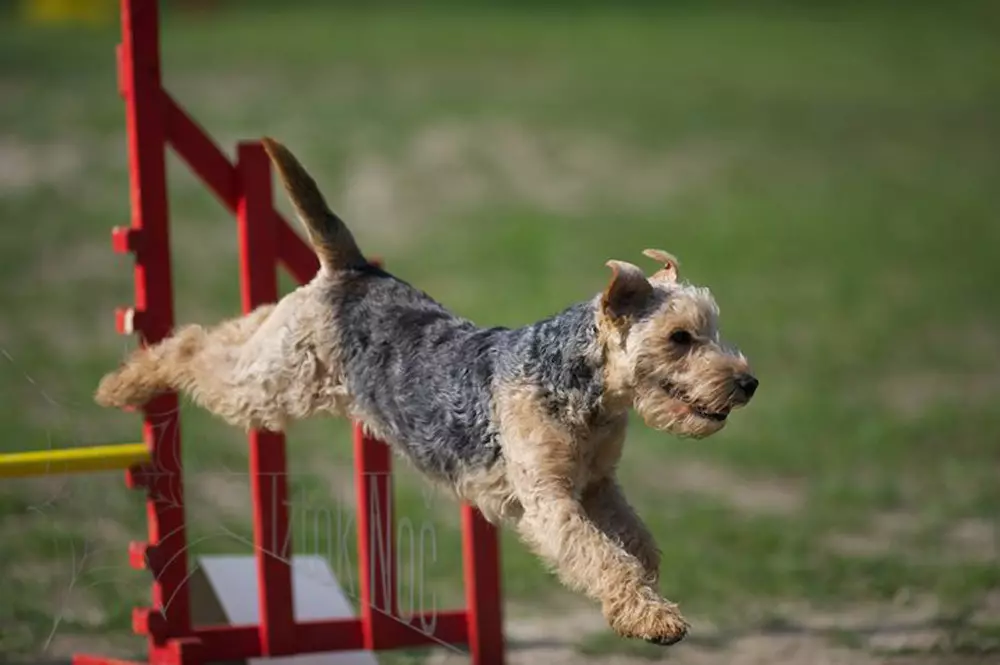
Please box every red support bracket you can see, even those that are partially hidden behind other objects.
[115,306,143,336]
[112,225,144,254]
[128,540,150,570]
[124,463,152,489]
[133,607,168,643]
[155,638,202,665]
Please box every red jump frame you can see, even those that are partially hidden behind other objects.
[75,1,505,664]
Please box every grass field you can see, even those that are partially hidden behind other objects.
[1,2,999,663]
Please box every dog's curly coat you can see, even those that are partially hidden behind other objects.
[95,137,758,646]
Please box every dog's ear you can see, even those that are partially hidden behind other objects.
[641,248,679,283]
[602,260,653,321]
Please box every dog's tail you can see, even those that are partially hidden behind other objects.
[261,137,366,273]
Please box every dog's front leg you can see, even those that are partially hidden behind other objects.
[512,476,687,644]
[582,475,661,585]
[501,414,688,645]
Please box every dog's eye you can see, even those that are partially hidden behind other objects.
[669,330,693,345]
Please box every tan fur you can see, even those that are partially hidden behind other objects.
[583,477,661,584]
[453,462,521,524]
[261,137,366,273]
[95,281,353,431]
[496,385,688,644]
[641,248,680,283]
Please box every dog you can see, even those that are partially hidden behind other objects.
[94,137,758,645]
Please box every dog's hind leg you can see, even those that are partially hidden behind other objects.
[94,302,333,431]
[94,304,274,411]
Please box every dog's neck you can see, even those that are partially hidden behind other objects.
[510,298,634,429]
[584,297,637,417]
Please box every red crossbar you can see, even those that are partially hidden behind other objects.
[74,2,506,665]
[166,94,319,284]
[187,611,471,661]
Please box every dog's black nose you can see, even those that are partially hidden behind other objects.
[735,373,758,400]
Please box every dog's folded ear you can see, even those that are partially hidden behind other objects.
[602,260,653,322]
[641,249,679,283]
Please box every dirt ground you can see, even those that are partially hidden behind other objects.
[424,595,999,665]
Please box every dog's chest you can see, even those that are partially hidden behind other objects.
[576,415,627,489]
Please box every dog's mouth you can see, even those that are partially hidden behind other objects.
[660,380,731,422]
[691,405,729,422]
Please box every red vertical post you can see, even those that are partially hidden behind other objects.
[354,422,398,650]
[118,0,192,652]
[461,506,505,664]
[237,142,296,657]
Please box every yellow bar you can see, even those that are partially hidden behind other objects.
[0,443,149,478]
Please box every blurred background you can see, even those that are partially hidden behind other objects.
[1,1,998,663]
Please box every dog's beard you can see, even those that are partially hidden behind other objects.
[633,376,732,439]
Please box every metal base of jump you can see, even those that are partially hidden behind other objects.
[61,1,506,664]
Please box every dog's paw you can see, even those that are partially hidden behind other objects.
[94,369,133,408]
[93,358,161,410]
[605,596,689,646]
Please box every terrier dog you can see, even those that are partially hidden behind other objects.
[95,138,758,646]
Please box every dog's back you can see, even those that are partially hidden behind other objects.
[330,263,507,481]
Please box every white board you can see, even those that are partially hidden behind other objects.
[190,554,378,665]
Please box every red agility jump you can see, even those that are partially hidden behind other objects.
[74,1,505,664]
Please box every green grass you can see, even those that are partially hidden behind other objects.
[2,1,999,663]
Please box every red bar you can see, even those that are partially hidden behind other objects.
[462,505,505,664]
[119,0,173,342]
[190,625,261,661]
[193,619,363,659]
[112,225,143,254]
[166,94,319,286]
[237,142,296,657]
[154,638,201,665]
[275,209,321,285]
[354,423,398,650]
[119,0,192,646]
[141,395,188,635]
[165,94,238,211]
[75,657,140,665]
[291,618,365,653]
[191,612,466,658]
[367,611,469,650]
[297,613,466,652]
[128,540,149,570]
[133,607,165,641]
[237,143,279,307]
[246,435,293,657]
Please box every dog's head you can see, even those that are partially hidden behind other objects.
[598,249,757,438]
